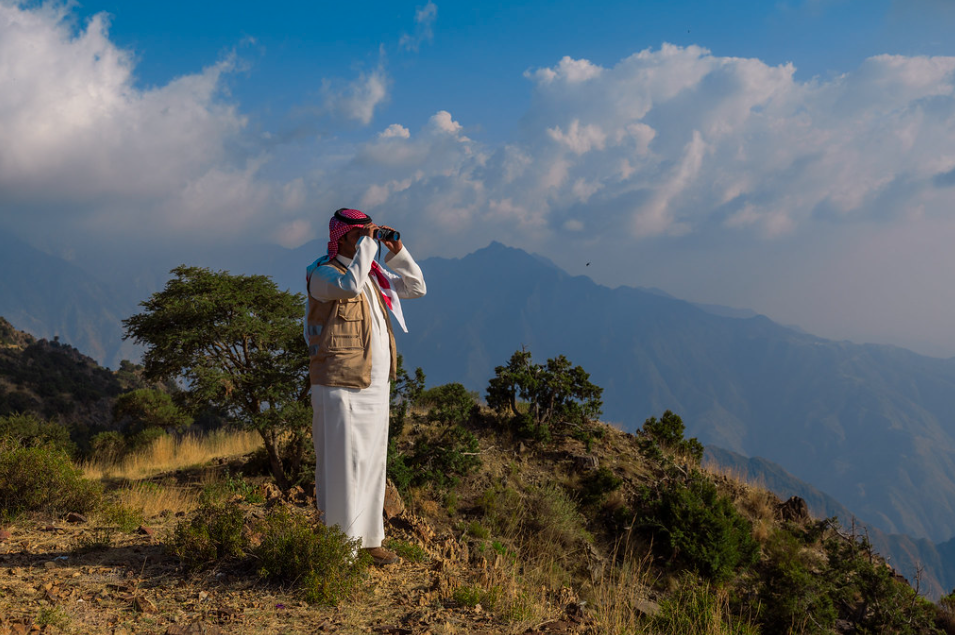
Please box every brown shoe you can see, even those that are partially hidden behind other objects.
[364,546,400,566]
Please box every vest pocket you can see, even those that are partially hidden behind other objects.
[328,335,362,351]
[337,298,363,321]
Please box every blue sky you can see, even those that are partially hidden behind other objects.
[4,0,955,356]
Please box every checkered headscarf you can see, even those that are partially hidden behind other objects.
[327,208,372,260]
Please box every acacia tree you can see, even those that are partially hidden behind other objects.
[486,349,603,440]
[123,265,309,489]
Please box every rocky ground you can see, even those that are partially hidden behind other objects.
[0,491,592,635]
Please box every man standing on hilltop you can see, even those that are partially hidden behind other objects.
[305,208,427,566]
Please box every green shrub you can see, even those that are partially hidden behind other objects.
[101,501,146,533]
[0,412,76,455]
[756,530,836,634]
[0,441,102,517]
[253,507,368,605]
[168,502,247,572]
[823,528,941,633]
[638,410,704,463]
[578,466,622,507]
[486,349,602,443]
[425,383,477,426]
[89,431,126,464]
[637,470,759,582]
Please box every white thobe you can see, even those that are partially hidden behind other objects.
[308,237,426,548]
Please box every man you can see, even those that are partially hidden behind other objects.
[305,208,426,565]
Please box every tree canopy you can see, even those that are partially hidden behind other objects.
[123,265,309,488]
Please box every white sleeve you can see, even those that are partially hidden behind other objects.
[382,247,427,299]
[308,238,377,301]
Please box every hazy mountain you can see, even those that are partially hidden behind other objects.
[385,242,955,545]
[0,234,140,368]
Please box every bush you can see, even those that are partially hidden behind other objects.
[168,502,247,572]
[756,530,836,634]
[425,383,477,426]
[638,410,704,463]
[90,431,127,464]
[0,412,76,455]
[0,441,102,517]
[822,527,941,633]
[578,467,622,508]
[637,470,759,582]
[253,507,368,605]
[486,350,602,443]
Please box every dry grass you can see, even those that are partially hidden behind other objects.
[109,481,199,519]
[705,464,778,544]
[588,546,657,635]
[81,429,262,481]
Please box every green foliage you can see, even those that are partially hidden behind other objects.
[253,507,368,605]
[101,501,146,533]
[822,527,942,634]
[384,538,429,563]
[113,388,192,434]
[403,423,481,490]
[756,530,836,634]
[0,440,102,517]
[578,466,622,508]
[425,383,477,425]
[0,412,76,455]
[637,470,759,582]
[123,265,310,489]
[89,430,127,464]
[639,410,704,463]
[168,502,247,572]
[389,382,482,492]
[389,354,425,441]
[486,349,602,442]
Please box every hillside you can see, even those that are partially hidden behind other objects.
[1,400,950,634]
[0,317,139,434]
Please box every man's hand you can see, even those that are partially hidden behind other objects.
[379,225,403,254]
[360,222,379,239]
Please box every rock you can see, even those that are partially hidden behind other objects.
[573,455,598,471]
[776,496,810,523]
[134,596,157,613]
[285,485,306,504]
[383,481,405,519]
[259,483,282,502]
[65,513,87,524]
[633,599,660,617]
[0,529,11,541]
[137,525,154,537]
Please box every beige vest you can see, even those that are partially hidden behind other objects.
[306,258,397,388]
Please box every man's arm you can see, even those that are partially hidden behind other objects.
[308,237,377,301]
[382,248,427,299]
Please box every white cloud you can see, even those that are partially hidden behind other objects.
[380,123,411,139]
[526,55,603,85]
[399,1,438,52]
[323,65,389,125]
